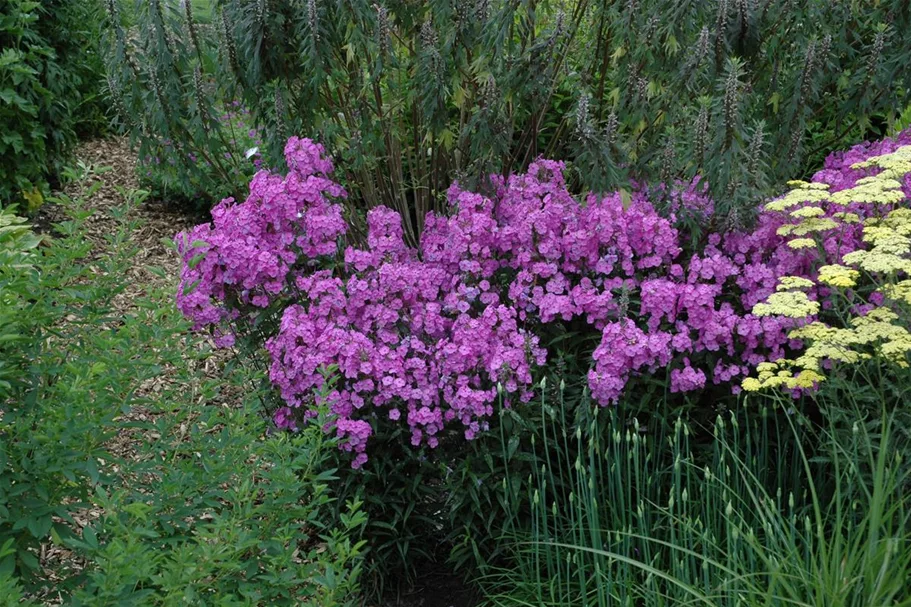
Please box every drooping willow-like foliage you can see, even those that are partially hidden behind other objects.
[106,0,911,243]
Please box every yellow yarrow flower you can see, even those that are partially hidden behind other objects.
[880,336,911,367]
[776,276,816,291]
[832,211,861,224]
[788,321,842,342]
[741,377,762,392]
[851,146,911,180]
[787,237,816,250]
[765,187,831,212]
[829,178,905,206]
[755,362,778,373]
[752,291,820,318]
[843,250,911,274]
[817,264,859,288]
[777,217,839,237]
[789,206,825,219]
[879,279,911,305]
[851,307,900,326]
[790,369,825,389]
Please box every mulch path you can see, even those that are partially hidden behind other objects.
[30,138,241,604]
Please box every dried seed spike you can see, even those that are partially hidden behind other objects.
[797,40,817,103]
[575,92,595,141]
[274,86,286,141]
[787,129,802,165]
[605,111,619,148]
[255,0,268,28]
[715,0,729,59]
[106,74,132,129]
[722,62,741,135]
[308,0,319,42]
[374,3,390,55]
[183,0,202,59]
[660,132,676,182]
[747,122,765,177]
[819,33,832,63]
[866,28,886,79]
[193,65,210,132]
[221,8,240,75]
[475,0,490,21]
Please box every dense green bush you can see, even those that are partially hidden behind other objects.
[0,168,365,603]
[0,0,108,208]
[108,0,909,233]
[0,207,41,396]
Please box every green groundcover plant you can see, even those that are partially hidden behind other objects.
[0,167,366,604]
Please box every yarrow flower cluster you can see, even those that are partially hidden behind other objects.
[743,138,911,393]
[176,132,911,465]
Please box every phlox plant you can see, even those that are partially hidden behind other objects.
[175,130,911,469]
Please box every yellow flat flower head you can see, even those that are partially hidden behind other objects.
[843,250,911,274]
[741,377,762,392]
[817,264,859,288]
[879,279,911,305]
[789,206,825,219]
[752,291,820,318]
[833,211,861,224]
[787,237,816,250]
[776,276,816,291]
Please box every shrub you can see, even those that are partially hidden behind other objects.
[137,102,265,208]
[0,207,42,396]
[110,0,910,232]
[0,0,108,208]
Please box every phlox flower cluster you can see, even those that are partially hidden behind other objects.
[176,132,911,466]
[175,137,346,343]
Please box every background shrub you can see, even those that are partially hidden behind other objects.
[108,0,910,235]
[0,0,108,208]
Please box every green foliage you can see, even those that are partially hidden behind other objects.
[0,207,42,395]
[0,168,131,581]
[0,168,365,603]
[329,430,445,599]
[478,379,911,606]
[69,401,367,605]
[0,0,108,207]
[106,0,910,234]
[0,558,33,607]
